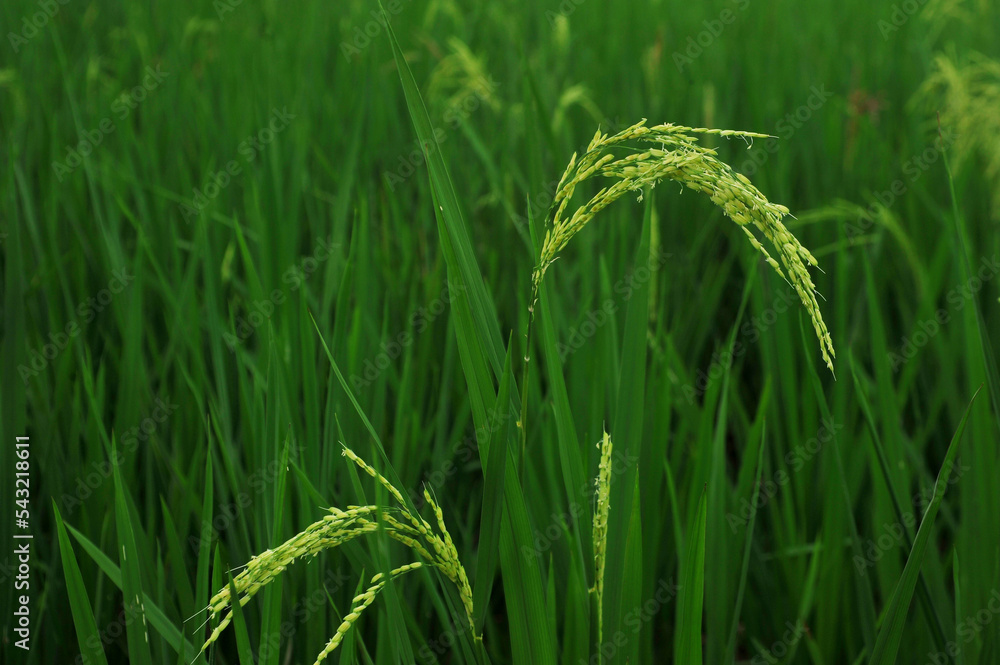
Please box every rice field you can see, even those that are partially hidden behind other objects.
[2,0,999,663]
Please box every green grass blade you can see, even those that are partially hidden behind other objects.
[943,153,1000,434]
[66,524,200,661]
[869,387,981,665]
[675,485,708,665]
[851,353,952,658]
[802,321,877,656]
[538,275,591,576]
[601,191,653,665]
[112,437,154,665]
[194,430,214,663]
[227,569,256,665]
[54,502,111,665]
[724,422,766,664]
[473,336,514,632]
[379,0,505,378]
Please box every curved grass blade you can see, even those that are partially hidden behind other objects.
[54,502,111,665]
[851,352,951,659]
[112,437,153,665]
[377,0,505,379]
[869,386,981,665]
[65,523,200,662]
[473,336,514,633]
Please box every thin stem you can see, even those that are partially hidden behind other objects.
[517,281,540,479]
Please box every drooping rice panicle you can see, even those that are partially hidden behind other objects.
[424,488,475,635]
[199,448,477,656]
[531,119,836,372]
[313,562,423,665]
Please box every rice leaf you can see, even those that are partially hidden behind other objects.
[724,422,766,664]
[473,335,514,632]
[66,524,200,661]
[675,485,708,665]
[112,436,154,665]
[226,569,256,665]
[54,502,110,665]
[869,387,980,665]
[601,189,653,665]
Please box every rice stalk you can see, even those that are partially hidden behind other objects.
[519,119,836,462]
[197,446,476,661]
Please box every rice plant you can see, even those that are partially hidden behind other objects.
[198,447,475,663]
[199,107,840,659]
[16,1,1000,664]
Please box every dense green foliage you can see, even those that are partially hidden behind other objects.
[2,0,998,663]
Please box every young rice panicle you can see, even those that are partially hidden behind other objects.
[591,430,613,646]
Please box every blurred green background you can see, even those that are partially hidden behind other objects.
[1,0,999,663]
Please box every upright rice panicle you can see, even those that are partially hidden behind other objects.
[531,119,836,372]
[591,430,613,646]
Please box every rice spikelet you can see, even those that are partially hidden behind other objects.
[198,447,477,660]
[531,119,835,372]
[917,52,1000,218]
[313,562,423,664]
[591,431,613,646]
